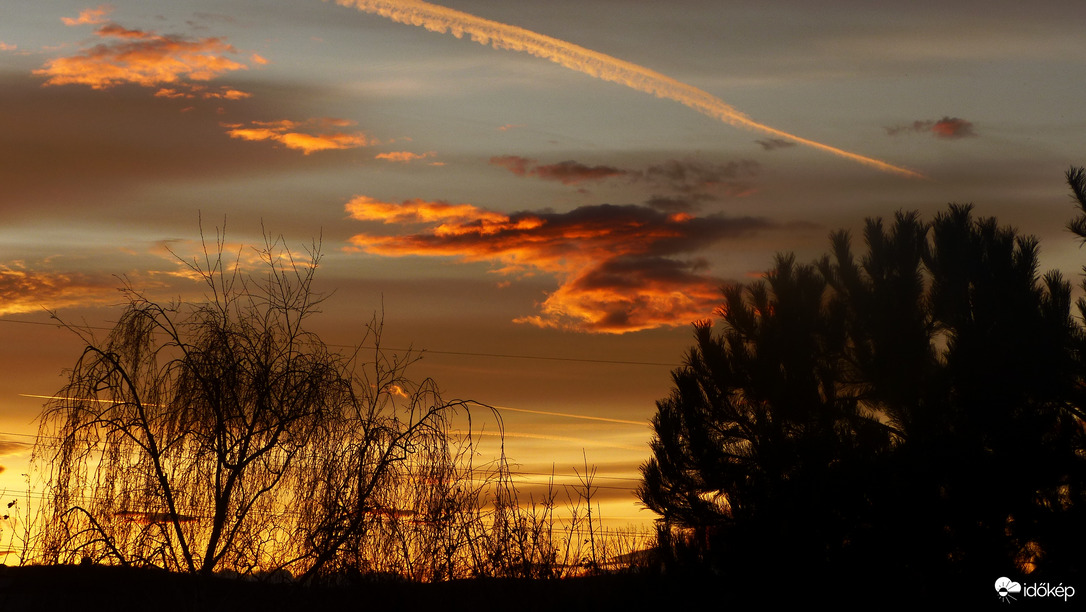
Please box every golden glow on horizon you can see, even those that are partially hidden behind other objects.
[452,429,645,452]
[335,0,925,179]
[480,402,647,426]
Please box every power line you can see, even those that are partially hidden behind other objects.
[0,317,680,368]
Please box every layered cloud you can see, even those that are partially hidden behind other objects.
[61,5,113,26]
[886,116,977,139]
[0,266,128,316]
[0,440,28,457]
[492,155,760,211]
[346,197,771,332]
[35,13,254,91]
[224,118,374,154]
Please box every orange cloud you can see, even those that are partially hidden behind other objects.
[375,151,436,163]
[61,5,113,26]
[0,266,124,316]
[346,198,771,332]
[346,196,509,234]
[0,42,16,52]
[34,20,250,90]
[225,118,374,154]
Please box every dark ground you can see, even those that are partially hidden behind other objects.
[0,564,1072,611]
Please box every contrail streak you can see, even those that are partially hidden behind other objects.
[467,401,647,427]
[332,0,924,179]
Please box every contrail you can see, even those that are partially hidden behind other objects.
[466,401,647,427]
[332,0,924,179]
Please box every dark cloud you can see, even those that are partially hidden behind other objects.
[885,116,977,139]
[755,138,797,151]
[492,155,760,211]
[641,158,760,194]
[490,155,629,185]
[348,198,773,332]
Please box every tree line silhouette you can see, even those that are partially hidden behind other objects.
[639,168,1086,582]
[19,170,1086,587]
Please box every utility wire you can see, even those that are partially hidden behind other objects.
[0,317,680,368]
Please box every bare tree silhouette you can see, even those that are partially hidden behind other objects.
[30,230,481,579]
[29,227,650,582]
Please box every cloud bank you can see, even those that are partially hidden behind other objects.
[346,196,770,332]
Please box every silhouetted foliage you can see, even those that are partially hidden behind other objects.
[29,229,652,582]
[30,232,478,579]
[640,186,1086,578]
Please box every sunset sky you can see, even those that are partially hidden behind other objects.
[2,0,1086,529]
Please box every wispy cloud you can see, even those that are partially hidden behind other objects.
[490,156,629,185]
[35,16,253,91]
[885,116,977,139]
[0,266,125,316]
[0,42,16,52]
[224,118,374,154]
[335,0,923,178]
[642,158,759,200]
[346,197,771,332]
[154,85,251,100]
[492,155,759,210]
[61,5,113,27]
[0,440,29,457]
[755,138,797,151]
[376,150,436,163]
